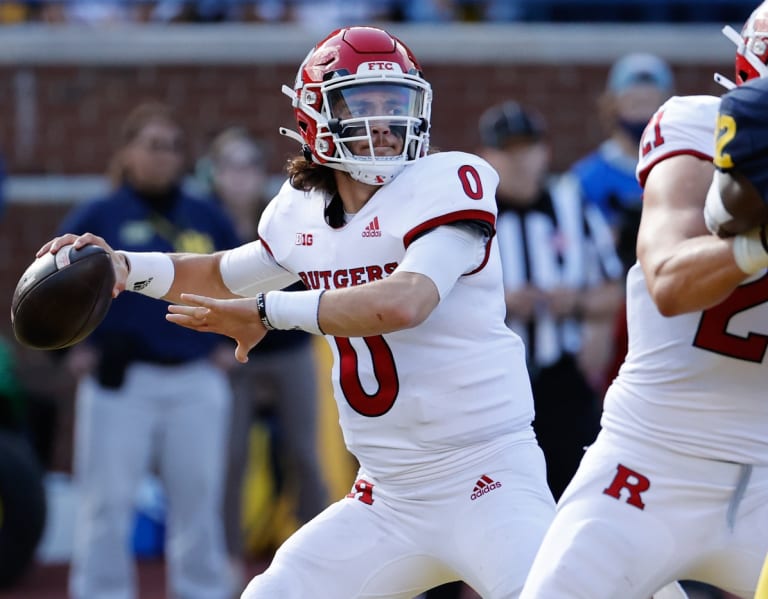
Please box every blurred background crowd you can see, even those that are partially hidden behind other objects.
[0,0,759,25]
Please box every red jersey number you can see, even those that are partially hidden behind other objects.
[641,110,665,157]
[458,165,483,200]
[336,336,399,416]
[693,274,768,362]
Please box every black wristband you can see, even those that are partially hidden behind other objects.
[256,292,275,330]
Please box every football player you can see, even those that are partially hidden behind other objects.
[706,76,768,237]
[520,3,768,598]
[40,27,556,598]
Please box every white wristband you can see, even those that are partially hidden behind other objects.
[704,171,735,236]
[732,227,768,275]
[264,289,326,335]
[119,251,175,299]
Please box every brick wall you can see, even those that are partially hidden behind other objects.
[0,59,728,340]
[0,61,728,175]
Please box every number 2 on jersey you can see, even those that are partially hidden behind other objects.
[694,273,768,362]
[713,113,736,169]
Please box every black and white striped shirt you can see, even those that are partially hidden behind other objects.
[496,173,623,369]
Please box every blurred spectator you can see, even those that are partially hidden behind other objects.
[0,338,24,434]
[265,0,390,26]
[151,0,239,22]
[0,0,756,23]
[64,0,132,23]
[0,158,48,592]
[477,100,623,500]
[151,0,391,24]
[0,0,29,23]
[30,0,147,23]
[388,0,459,21]
[58,101,240,599]
[0,337,47,591]
[571,53,674,394]
[200,126,329,578]
[518,0,755,22]
[571,52,675,274]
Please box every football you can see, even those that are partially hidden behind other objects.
[11,244,115,350]
[713,169,768,237]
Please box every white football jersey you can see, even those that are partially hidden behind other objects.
[605,94,768,464]
[258,152,535,482]
[636,94,720,186]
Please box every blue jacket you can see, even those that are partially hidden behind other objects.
[58,184,240,363]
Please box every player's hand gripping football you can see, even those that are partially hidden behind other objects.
[166,293,267,363]
[36,233,130,299]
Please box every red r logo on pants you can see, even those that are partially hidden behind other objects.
[603,464,650,510]
[347,479,375,505]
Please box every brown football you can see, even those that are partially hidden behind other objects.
[11,244,115,350]
[715,169,768,237]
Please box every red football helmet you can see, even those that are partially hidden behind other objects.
[280,26,432,186]
[720,1,768,88]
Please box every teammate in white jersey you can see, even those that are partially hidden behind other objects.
[39,27,555,598]
[520,4,768,599]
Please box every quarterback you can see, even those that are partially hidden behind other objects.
[40,27,555,598]
[521,3,768,598]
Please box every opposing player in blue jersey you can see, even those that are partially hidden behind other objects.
[706,76,768,238]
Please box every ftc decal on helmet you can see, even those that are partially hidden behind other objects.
[279,26,432,186]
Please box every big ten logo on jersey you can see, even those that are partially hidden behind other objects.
[602,463,651,510]
[295,232,313,246]
[347,478,374,505]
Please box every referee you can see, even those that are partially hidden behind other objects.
[478,101,624,500]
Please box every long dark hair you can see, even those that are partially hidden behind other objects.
[286,154,337,196]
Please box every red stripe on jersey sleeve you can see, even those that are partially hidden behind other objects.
[403,209,496,275]
[260,238,274,257]
[637,149,713,189]
[403,210,496,247]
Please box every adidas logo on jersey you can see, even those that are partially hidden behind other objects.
[362,216,382,238]
[470,474,501,500]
